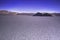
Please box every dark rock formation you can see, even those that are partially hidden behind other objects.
[33,12,42,16]
[43,13,52,16]
[33,12,52,16]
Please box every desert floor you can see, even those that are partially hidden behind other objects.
[0,15,60,40]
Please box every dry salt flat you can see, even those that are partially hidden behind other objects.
[0,15,60,40]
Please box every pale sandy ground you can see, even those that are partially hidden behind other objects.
[0,15,60,40]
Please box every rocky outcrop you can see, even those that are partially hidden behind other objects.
[43,13,52,16]
[33,12,52,16]
[33,12,43,16]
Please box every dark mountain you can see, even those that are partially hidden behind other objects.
[33,12,52,16]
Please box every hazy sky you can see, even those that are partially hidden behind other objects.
[0,0,60,13]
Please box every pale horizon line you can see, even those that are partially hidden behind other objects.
[0,10,60,13]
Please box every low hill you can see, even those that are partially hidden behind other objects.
[0,10,17,15]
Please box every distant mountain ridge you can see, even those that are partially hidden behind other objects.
[0,10,17,15]
[0,10,60,16]
[0,10,34,16]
